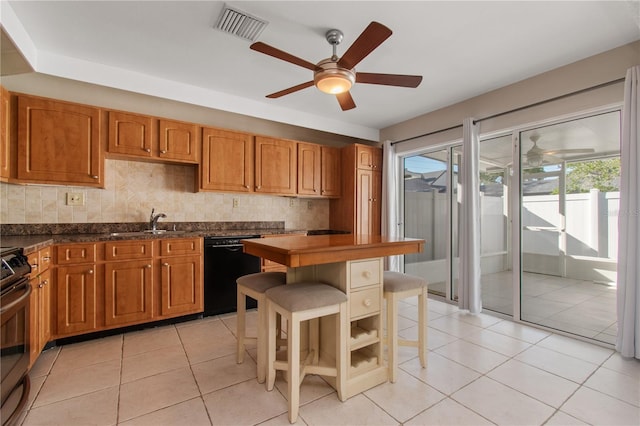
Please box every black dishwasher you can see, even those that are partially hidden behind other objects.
[203,235,262,316]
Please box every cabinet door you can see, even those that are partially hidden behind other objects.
[108,111,154,158]
[158,119,199,163]
[321,146,341,197]
[17,95,102,186]
[38,268,52,351]
[356,145,382,171]
[160,255,203,316]
[201,127,253,192]
[56,264,97,335]
[0,85,10,181]
[255,136,297,195]
[297,142,321,196]
[356,169,373,236]
[104,260,153,326]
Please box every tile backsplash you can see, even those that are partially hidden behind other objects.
[0,159,329,229]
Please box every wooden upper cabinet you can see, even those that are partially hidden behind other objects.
[356,144,382,171]
[0,86,10,181]
[108,111,153,158]
[17,95,103,187]
[255,136,297,195]
[297,142,321,196]
[158,119,199,163]
[321,145,341,197]
[201,127,254,192]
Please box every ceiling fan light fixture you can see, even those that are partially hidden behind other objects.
[314,59,355,94]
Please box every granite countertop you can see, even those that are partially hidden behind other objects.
[0,222,309,254]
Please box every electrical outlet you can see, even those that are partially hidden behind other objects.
[307,200,312,210]
[66,192,85,206]
[289,198,294,207]
[232,198,239,208]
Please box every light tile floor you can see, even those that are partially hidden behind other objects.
[431,271,617,345]
[20,298,639,426]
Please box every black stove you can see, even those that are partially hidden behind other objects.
[1,247,31,295]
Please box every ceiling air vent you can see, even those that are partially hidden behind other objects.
[214,5,268,42]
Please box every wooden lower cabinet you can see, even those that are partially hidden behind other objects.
[160,254,202,316]
[52,237,203,340]
[56,263,98,336]
[104,259,153,326]
[29,267,51,367]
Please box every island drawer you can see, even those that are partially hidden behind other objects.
[349,259,381,289]
[349,287,380,319]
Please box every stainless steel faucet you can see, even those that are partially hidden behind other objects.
[149,208,167,231]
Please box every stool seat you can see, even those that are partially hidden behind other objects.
[265,282,348,423]
[237,271,288,293]
[383,271,428,383]
[383,271,427,292]
[266,282,348,312]
[236,271,286,383]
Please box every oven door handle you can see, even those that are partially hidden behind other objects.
[0,278,31,314]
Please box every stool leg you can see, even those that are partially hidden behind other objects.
[387,293,399,383]
[237,289,246,364]
[256,294,267,383]
[418,288,427,368]
[266,300,277,391]
[288,312,301,423]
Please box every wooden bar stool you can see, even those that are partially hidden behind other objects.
[383,271,428,383]
[236,271,286,383]
[265,282,348,424]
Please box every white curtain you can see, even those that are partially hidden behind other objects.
[382,140,401,272]
[458,118,482,313]
[616,65,640,359]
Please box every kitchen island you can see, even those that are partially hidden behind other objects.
[242,234,424,399]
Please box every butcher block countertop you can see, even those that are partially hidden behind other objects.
[242,234,425,267]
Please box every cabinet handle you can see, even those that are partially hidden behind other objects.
[256,186,261,189]
[38,283,44,288]
[42,256,50,261]
[91,175,99,179]
[42,280,48,286]
[160,150,167,154]
[145,148,151,153]
[363,298,372,307]
[362,271,372,279]
[245,185,250,189]
[146,264,152,268]
[163,262,170,267]
[31,263,39,270]
[88,269,94,274]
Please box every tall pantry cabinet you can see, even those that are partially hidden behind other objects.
[330,144,382,236]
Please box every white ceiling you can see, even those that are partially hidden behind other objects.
[2,1,639,141]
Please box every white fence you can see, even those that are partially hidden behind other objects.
[405,190,619,284]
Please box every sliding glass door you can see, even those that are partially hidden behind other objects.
[518,111,620,344]
[402,148,458,299]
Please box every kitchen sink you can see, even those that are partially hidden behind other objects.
[109,230,185,237]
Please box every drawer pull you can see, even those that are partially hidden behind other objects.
[31,263,39,270]
[363,298,372,307]
[146,264,152,268]
[38,283,44,288]
[362,271,372,279]
[42,256,50,261]
[42,280,48,286]
[91,175,99,179]
[163,262,170,267]
[145,148,151,153]
[160,150,167,154]
[88,269,94,274]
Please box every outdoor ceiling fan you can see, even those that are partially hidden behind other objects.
[524,134,595,167]
[249,21,423,111]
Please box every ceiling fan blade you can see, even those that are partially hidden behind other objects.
[250,42,318,71]
[356,72,422,87]
[266,81,314,99]
[337,22,392,70]
[336,91,356,111]
[543,148,595,156]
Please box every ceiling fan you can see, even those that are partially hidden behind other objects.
[524,134,595,166]
[249,21,423,111]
